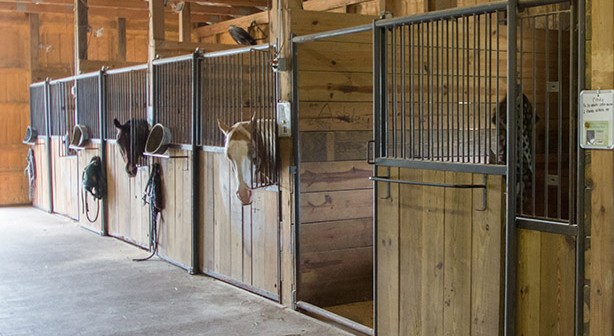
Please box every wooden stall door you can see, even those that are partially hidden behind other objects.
[50,137,79,220]
[77,143,102,233]
[376,169,505,336]
[201,150,280,300]
[156,148,193,269]
[106,142,149,248]
[32,138,51,211]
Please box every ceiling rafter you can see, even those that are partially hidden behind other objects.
[0,0,258,21]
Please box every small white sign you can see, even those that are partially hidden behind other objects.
[277,101,291,137]
[580,90,614,149]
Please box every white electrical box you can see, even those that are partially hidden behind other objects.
[277,101,291,137]
[580,90,614,149]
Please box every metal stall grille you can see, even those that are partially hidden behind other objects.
[516,7,577,224]
[105,65,148,140]
[373,0,581,334]
[29,82,47,136]
[153,55,194,145]
[49,78,76,157]
[105,65,148,168]
[76,72,101,139]
[200,45,278,188]
[375,7,507,176]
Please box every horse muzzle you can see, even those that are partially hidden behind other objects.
[236,187,252,206]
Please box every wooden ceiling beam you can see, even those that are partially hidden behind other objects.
[194,10,267,37]
[183,0,269,8]
[190,3,260,16]
[302,0,371,11]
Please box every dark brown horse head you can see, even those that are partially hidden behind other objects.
[113,118,149,177]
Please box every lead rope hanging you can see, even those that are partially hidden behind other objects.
[133,163,163,262]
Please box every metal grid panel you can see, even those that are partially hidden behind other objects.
[200,47,278,188]
[105,66,148,140]
[377,10,505,172]
[29,83,46,136]
[76,73,101,139]
[517,7,576,223]
[49,78,76,156]
[153,57,193,145]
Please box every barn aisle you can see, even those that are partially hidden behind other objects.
[0,207,352,336]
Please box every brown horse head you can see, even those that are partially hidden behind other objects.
[113,118,150,177]
[218,117,272,206]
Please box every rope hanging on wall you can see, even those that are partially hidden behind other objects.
[25,147,36,201]
[134,163,164,262]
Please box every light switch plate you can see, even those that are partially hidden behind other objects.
[277,101,291,137]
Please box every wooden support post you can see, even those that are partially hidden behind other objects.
[117,17,126,62]
[29,13,39,75]
[74,0,88,74]
[271,0,302,307]
[148,0,165,62]
[179,2,192,43]
[589,0,614,334]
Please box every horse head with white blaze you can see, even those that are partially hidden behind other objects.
[218,116,273,206]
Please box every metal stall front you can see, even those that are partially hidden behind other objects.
[372,0,583,335]
[199,45,281,301]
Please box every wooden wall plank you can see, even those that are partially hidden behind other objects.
[398,168,424,336]
[470,174,503,336]
[420,170,445,336]
[300,160,372,192]
[589,0,614,334]
[442,172,472,336]
[376,166,400,336]
[300,189,372,223]
[300,218,372,254]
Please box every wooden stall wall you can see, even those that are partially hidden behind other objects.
[516,15,576,336]
[587,0,613,334]
[293,10,376,311]
[200,150,279,299]
[49,138,79,219]
[0,13,32,205]
[377,170,505,336]
[32,138,51,211]
[77,142,102,233]
[155,148,193,268]
[106,142,149,248]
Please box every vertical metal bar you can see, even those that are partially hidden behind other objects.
[438,20,443,161]
[505,1,519,335]
[496,12,500,165]
[430,21,435,160]
[446,19,451,161]
[456,17,461,162]
[401,25,407,159]
[371,21,382,332]
[477,14,482,163]
[44,79,54,213]
[514,13,535,214]
[575,1,585,334]
[532,16,537,216]
[391,27,397,158]
[557,11,563,219]
[99,70,108,236]
[465,16,470,163]
[417,23,425,159]
[488,12,492,165]
[409,24,415,159]
[544,14,550,217]
[291,38,301,309]
[191,51,201,275]
[473,14,478,163]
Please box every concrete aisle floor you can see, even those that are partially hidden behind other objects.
[0,207,352,336]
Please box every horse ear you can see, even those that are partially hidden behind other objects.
[113,118,122,129]
[250,114,257,124]
[218,119,231,135]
